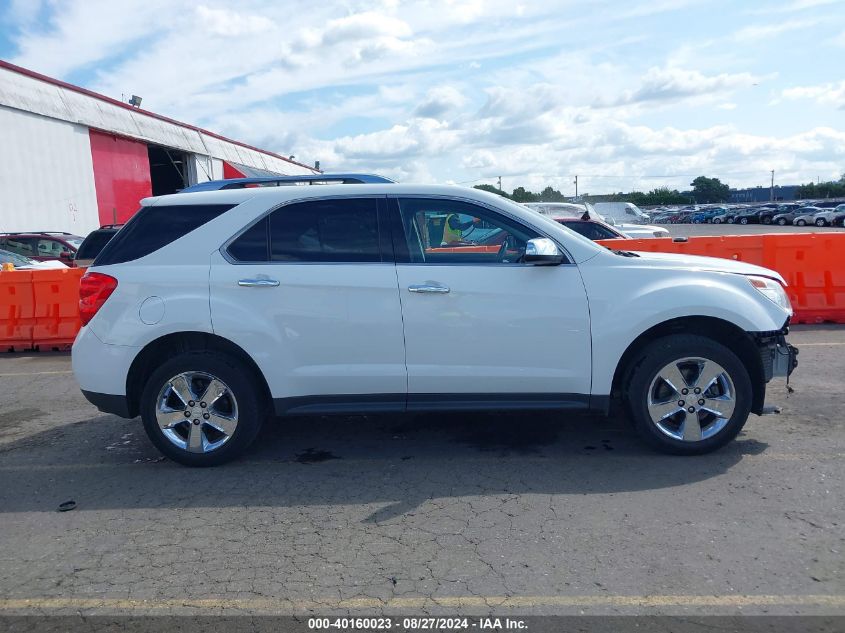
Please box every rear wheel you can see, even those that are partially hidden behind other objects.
[625,335,752,455]
[712,217,722,224]
[739,217,748,225]
[140,352,265,466]
[815,218,827,227]
[796,219,806,226]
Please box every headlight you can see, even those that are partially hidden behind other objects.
[748,275,792,314]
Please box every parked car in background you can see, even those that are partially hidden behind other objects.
[0,232,82,265]
[757,207,782,225]
[650,211,678,224]
[74,225,122,267]
[72,183,798,465]
[0,247,68,270]
[810,205,845,226]
[690,207,727,224]
[789,207,823,226]
[733,207,771,225]
[523,202,590,217]
[553,217,628,241]
[592,201,651,225]
[772,209,808,226]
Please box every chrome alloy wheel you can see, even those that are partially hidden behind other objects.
[155,372,239,453]
[646,357,736,442]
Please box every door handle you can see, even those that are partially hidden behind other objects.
[408,283,450,294]
[238,278,280,287]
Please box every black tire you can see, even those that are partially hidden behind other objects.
[727,217,735,224]
[796,219,806,226]
[815,219,826,227]
[140,351,266,466]
[712,217,722,224]
[762,217,771,225]
[739,217,748,225]
[625,335,752,455]
[777,218,787,226]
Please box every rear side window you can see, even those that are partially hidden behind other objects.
[94,204,235,266]
[270,199,380,262]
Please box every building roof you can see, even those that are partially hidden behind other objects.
[0,59,318,176]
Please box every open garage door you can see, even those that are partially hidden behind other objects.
[148,145,188,196]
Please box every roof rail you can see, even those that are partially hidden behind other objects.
[179,173,395,194]
[3,231,75,236]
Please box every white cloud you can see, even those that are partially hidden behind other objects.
[195,6,275,37]
[732,19,818,40]
[414,86,468,119]
[782,81,845,109]
[605,67,758,106]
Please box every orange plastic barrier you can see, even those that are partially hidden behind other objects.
[0,270,36,351]
[597,233,845,324]
[31,268,86,349]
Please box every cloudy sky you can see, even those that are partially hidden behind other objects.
[1,0,844,195]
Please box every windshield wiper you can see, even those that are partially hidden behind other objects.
[613,250,640,257]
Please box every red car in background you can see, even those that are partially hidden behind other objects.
[0,232,83,265]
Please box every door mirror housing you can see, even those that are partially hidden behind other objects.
[524,238,564,265]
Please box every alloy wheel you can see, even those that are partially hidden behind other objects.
[155,371,239,453]
[646,357,736,442]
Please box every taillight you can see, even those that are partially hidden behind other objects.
[79,272,118,326]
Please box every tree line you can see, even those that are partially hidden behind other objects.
[474,176,730,205]
[795,174,845,200]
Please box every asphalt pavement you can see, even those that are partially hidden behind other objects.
[0,326,843,617]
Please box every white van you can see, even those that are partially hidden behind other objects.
[593,202,651,225]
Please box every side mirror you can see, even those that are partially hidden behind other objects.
[524,238,563,265]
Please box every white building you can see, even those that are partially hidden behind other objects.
[0,60,318,235]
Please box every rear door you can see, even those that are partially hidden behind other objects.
[390,196,592,406]
[209,196,407,413]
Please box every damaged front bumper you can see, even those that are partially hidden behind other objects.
[755,324,799,382]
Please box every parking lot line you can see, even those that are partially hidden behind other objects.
[0,594,842,611]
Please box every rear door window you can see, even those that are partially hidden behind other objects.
[3,237,37,257]
[268,198,381,262]
[94,204,235,266]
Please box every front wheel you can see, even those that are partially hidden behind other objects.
[777,218,787,226]
[140,352,266,466]
[712,217,722,224]
[796,219,806,226]
[815,218,827,227]
[625,335,752,455]
[739,217,749,225]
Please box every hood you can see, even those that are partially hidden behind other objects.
[624,250,786,284]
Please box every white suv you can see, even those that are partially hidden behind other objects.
[72,184,798,466]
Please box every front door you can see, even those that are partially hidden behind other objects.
[391,196,592,406]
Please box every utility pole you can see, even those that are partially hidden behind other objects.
[770,170,774,202]
[497,176,502,191]
[573,175,578,197]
